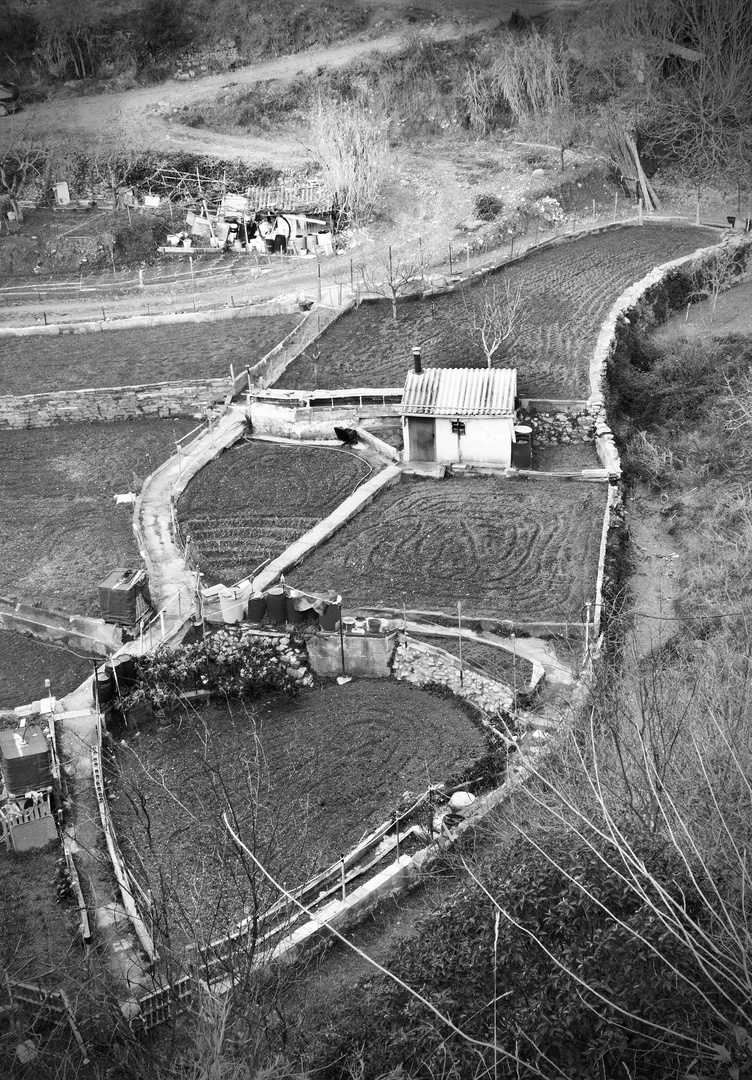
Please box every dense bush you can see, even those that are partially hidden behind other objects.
[134,0,197,61]
[474,193,504,220]
[308,834,724,1079]
[122,627,302,709]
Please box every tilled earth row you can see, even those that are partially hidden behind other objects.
[275,224,718,398]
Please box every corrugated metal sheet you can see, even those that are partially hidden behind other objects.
[401,367,517,417]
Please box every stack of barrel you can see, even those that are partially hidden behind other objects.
[245,587,342,632]
[92,654,139,709]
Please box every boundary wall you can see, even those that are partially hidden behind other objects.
[0,597,123,656]
[0,378,231,429]
[585,233,752,637]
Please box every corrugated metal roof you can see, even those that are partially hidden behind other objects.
[401,367,517,417]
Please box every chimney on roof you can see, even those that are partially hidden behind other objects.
[412,347,422,374]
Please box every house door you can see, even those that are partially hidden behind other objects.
[410,418,436,461]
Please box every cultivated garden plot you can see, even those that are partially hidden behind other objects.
[177,440,372,585]
[0,630,94,709]
[286,475,604,623]
[0,313,303,395]
[110,680,489,946]
[532,441,601,472]
[0,419,195,615]
[0,841,90,992]
[274,225,717,399]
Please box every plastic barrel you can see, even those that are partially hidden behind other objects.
[266,586,286,623]
[512,425,533,470]
[246,593,267,624]
[319,597,342,631]
[93,669,114,708]
[305,234,317,252]
[218,587,245,624]
[285,594,305,624]
[115,654,138,688]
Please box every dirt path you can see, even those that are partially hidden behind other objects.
[608,470,678,674]
[0,9,534,162]
[0,0,586,159]
[625,483,681,662]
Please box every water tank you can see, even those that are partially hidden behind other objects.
[0,726,53,795]
[98,568,148,625]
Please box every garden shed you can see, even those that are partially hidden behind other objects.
[401,361,518,466]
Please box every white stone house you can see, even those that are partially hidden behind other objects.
[401,362,518,466]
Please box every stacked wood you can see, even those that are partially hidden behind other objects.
[605,122,661,212]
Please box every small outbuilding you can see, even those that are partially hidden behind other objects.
[401,354,518,467]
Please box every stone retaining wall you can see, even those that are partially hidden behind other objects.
[0,379,230,429]
[588,233,752,413]
[392,636,516,716]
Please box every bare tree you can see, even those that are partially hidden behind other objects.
[614,0,752,169]
[463,277,528,367]
[685,244,745,324]
[0,133,47,218]
[353,244,422,321]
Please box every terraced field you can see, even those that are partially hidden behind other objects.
[177,440,372,584]
[0,312,303,394]
[111,681,488,944]
[0,419,195,614]
[0,630,95,709]
[275,224,717,399]
[286,474,604,622]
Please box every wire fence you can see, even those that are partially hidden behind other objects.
[0,194,732,329]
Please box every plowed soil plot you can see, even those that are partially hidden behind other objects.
[0,419,195,614]
[0,629,94,708]
[275,225,716,399]
[0,313,302,394]
[178,440,372,584]
[286,475,604,622]
[111,680,488,944]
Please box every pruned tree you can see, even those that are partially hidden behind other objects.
[463,277,528,367]
[353,244,422,321]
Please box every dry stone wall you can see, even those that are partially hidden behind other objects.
[0,379,229,429]
[392,637,515,716]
